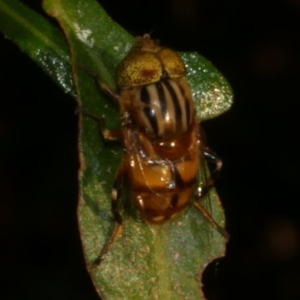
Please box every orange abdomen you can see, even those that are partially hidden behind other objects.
[127,132,200,223]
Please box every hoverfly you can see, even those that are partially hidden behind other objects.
[88,34,228,263]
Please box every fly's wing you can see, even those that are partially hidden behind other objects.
[194,124,228,239]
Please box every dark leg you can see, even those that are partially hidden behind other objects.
[79,64,122,139]
[92,164,126,265]
[79,66,125,264]
[198,147,222,197]
[77,107,122,141]
[80,63,120,104]
[194,148,229,240]
[193,201,229,240]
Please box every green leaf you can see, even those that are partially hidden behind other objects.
[0,0,232,299]
[182,52,233,120]
[42,0,229,299]
[0,0,75,96]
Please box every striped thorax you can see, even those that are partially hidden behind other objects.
[119,78,196,140]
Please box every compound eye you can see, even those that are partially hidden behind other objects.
[116,36,187,88]
[117,52,163,88]
[158,48,186,79]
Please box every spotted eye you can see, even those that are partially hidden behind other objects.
[116,35,186,88]
[116,51,162,88]
[157,48,186,79]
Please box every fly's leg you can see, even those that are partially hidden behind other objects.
[85,118,123,267]
[78,66,126,264]
[80,63,120,106]
[92,164,126,266]
[198,147,222,196]
[193,202,229,240]
[194,148,229,240]
[76,68,121,140]
[83,109,123,265]
[77,107,122,141]
[78,64,122,140]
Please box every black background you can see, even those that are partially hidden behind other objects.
[1,0,300,299]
